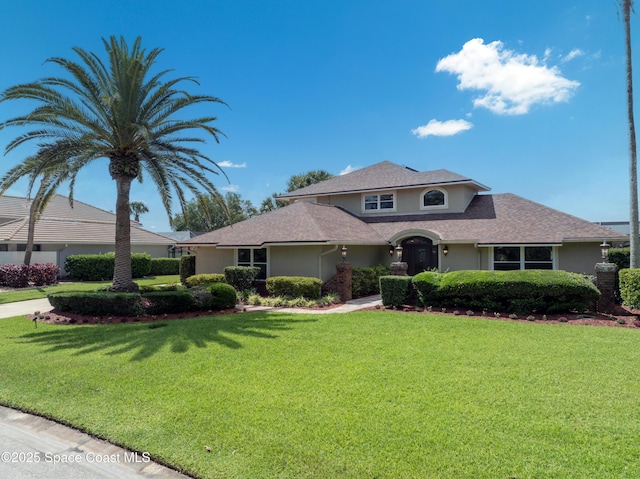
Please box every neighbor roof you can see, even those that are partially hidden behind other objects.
[180,193,625,247]
[277,160,490,199]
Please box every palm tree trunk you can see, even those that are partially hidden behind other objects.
[23,198,37,266]
[625,0,640,268]
[111,176,138,292]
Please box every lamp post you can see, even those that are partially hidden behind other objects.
[395,245,403,262]
[443,245,449,256]
[600,241,610,263]
[341,245,348,262]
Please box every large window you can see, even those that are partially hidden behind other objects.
[493,246,553,270]
[17,244,41,252]
[421,188,447,209]
[237,247,267,279]
[363,192,395,212]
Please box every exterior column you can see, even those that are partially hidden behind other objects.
[335,262,352,302]
[595,262,618,313]
[390,261,408,276]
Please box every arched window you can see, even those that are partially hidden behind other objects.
[421,189,446,209]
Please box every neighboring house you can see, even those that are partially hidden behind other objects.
[180,161,626,282]
[0,194,175,275]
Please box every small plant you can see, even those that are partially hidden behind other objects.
[542,315,548,321]
[559,317,568,323]
[617,318,626,325]
[427,306,433,312]
[634,319,640,328]
[494,312,501,318]
[526,315,535,321]
[441,307,447,313]
[482,309,487,317]
[466,310,474,316]
[509,313,518,320]
[453,310,460,316]
[416,307,424,313]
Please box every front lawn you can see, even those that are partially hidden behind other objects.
[0,275,180,304]
[1,311,639,478]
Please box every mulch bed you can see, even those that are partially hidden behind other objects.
[29,308,239,325]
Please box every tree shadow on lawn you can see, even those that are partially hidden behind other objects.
[16,312,314,361]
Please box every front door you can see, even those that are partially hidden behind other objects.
[401,236,438,276]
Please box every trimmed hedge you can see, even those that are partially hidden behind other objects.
[48,291,143,316]
[608,248,630,270]
[412,271,443,306]
[413,269,599,314]
[141,291,194,314]
[149,258,180,275]
[179,255,196,285]
[209,282,237,309]
[224,266,260,292]
[619,268,640,308]
[185,273,226,288]
[0,263,59,288]
[352,265,391,297]
[266,276,322,299]
[380,275,413,308]
[64,253,152,280]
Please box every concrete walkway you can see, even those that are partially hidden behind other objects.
[0,293,382,478]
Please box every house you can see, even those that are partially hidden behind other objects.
[180,161,626,281]
[0,194,175,275]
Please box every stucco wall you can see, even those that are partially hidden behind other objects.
[195,248,234,275]
[439,243,481,271]
[557,242,602,275]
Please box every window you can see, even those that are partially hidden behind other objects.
[237,247,267,279]
[17,244,41,252]
[493,246,553,270]
[0,244,7,252]
[363,192,395,212]
[422,189,446,209]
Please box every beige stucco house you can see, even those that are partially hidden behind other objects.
[0,194,175,275]
[180,161,626,281]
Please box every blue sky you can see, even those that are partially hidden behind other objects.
[0,0,635,232]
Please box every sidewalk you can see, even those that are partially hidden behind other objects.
[0,298,53,319]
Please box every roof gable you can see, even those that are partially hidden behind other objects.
[277,161,489,199]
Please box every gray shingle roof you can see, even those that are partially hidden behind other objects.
[277,161,489,199]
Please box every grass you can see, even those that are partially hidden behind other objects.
[1,311,640,478]
[0,275,180,304]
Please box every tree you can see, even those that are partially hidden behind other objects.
[130,201,149,223]
[260,169,334,213]
[171,191,257,231]
[0,36,227,291]
[622,0,640,268]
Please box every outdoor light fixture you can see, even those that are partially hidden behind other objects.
[600,241,610,262]
[389,244,394,255]
[341,245,348,262]
[395,245,403,262]
[443,245,449,256]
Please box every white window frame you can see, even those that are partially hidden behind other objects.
[420,187,448,210]
[361,191,396,213]
[236,247,269,278]
[490,245,556,271]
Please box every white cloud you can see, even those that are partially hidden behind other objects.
[221,184,239,192]
[562,48,584,62]
[436,38,580,115]
[411,119,473,139]
[339,165,359,175]
[218,160,246,168]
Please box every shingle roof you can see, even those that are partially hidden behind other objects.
[277,160,490,199]
[0,194,117,222]
[181,193,625,247]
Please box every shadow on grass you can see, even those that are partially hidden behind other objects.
[17,312,314,361]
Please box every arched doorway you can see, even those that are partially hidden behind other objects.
[401,236,438,276]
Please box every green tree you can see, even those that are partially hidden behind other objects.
[260,169,334,212]
[0,36,227,291]
[622,0,640,267]
[171,192,257,231]
[130,200,149,223]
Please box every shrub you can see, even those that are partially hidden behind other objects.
[379,275,413,308]
[266,276,322,299]
[185,273,226,288]
[208,282,237,310]
[48,291,143,316]
[224,266,260,292]
[608,248,630,270]
[65,253,152,280]
[179,255,196,285]
[619,268,640,309]
[352,265,391,297]
[149,258,180,275]
[189,286,213,310]
[412,271,443,306]
[141,291,194,314]
[29,263,60,286]
[0,264,30,288]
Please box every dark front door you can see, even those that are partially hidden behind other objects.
[401,236,438,276]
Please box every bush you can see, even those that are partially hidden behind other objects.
[64,253,152,280]
[379,276,413,308]
[619,268,640,308]
[149,258,180,276]
[608,248,630,270]
[412,271,443,306]
[208,282,237,310]
[189,286,213,310]
[0,264,30,288]
[266,276,322,299]
[141,291,194,314]
[224,266,260,292]
[48,291,143,316]
[179,255,196,285]
[352,265,391,297]
[29,263,60,286]
[185,273,226,288]
[432,270,599,314]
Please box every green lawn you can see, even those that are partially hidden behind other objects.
[1,311,639,478]
[0,275,180,303]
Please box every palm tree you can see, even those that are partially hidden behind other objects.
[130,200,149,223]
[623,0,640,268]
[0,36,227,291]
